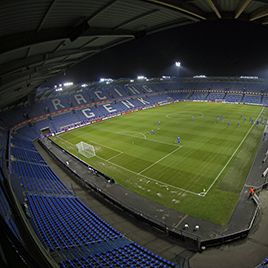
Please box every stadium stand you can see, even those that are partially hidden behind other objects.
[189,92,209,100]
[9,130,176,267]
[11,147,46,164]
[2,78,268,130]
[207,92,226,101]
[0,170,22,240]
[243,94,262,104]
[224,93,243,103]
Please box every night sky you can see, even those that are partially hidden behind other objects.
[51,20,268,83]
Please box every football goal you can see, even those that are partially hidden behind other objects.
[76,141,96,158]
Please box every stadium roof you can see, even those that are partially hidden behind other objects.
[1,0,268,109]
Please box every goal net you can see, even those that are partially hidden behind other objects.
[76,141,96,158]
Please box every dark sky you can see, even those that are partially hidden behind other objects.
[50,20,268,84]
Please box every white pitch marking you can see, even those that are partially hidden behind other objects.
[55,136,77,149]
[107,152,123,161]
[117,131,147,140]
[204,107,264,196]
[95,154,200,196]
[166,111,204,119]
[117,131,178,147]
[138,145,183,174]
[81,134,123,154]
[57,134,199,196]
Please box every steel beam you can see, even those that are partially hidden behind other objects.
[0,27,135,54]
[235,0,252,19]
[206,0,221,19]
[144,0,206,20]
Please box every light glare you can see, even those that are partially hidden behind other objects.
[63,82,73,87]
[175,61,181,67]
[137,75,147,80]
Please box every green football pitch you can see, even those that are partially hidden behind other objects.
[52,102,267,225]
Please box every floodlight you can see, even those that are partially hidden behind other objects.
[162,75,170,79]
[175,61,181,67]
[99,78,113,83]
[240,76,258,79]
[63,82,73,87]
[137,75,146,80]
[81,84,88,88]
[193,75,207,78]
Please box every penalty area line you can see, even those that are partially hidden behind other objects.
[59,133,123,154]
[204,107,264,196]
[116,131,178,147]
[117,131,147,140]
[55,136,123,157]
[107,152,123,161]
[138,145,183,175]
[95,154,201,197]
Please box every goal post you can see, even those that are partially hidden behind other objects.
[76,141,96,158]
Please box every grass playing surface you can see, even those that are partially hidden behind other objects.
[52,102,267,225]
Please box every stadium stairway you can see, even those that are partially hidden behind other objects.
[261,94,264,104]
[241,93,246,102]
[187,91,194,99]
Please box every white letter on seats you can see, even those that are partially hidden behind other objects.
[103,104,117,113]
[95,91,107,100]
[142,85,153,92]
[128,86,140,95]
[114,88,123,97]
[74,94,87,105]
[137,98,150,105]
[52,99,65,110]
[82,108,95,118]
[121,100,134,109]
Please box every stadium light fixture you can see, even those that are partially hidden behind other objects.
[99,78,113,83]
[81,83,88,88]
[162,75,171,79]
[137,75,147,80]
[55,87,63,92]
[130,79,134,83]
[193,75,207,78]
[63,82,73,87]
[240,76,258,79]
[175,61,181,67]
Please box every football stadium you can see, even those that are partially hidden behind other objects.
[1,1,268,268]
